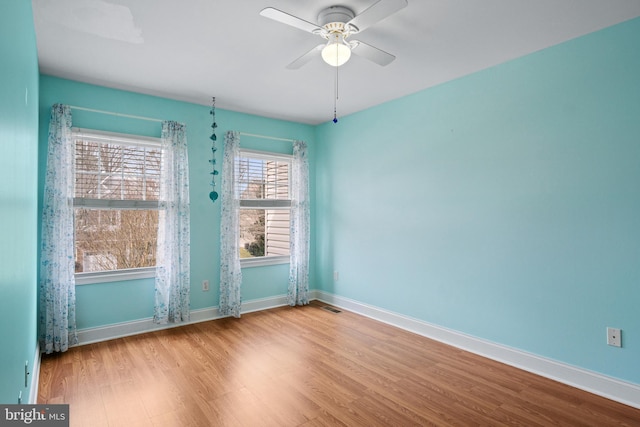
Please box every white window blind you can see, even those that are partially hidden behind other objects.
[74,128,161,206]
[235,150,291,204]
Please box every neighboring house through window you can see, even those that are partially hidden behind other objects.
[73,128,161,283]
[236,149,291,267]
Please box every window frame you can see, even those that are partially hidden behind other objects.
[72,128,162,285]
[237,148,292,268]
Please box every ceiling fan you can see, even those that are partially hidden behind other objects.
[260,0,408,69]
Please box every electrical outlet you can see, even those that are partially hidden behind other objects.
[202,280,209,292]
[333,271,339,281]
[607,327,621,347]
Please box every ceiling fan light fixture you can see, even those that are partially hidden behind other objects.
[321,33,351,67]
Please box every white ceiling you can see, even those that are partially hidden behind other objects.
[32,0,640,125]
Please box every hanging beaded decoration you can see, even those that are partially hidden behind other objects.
[209,97,219,201]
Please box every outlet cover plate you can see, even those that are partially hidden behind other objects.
[607,327,621,347]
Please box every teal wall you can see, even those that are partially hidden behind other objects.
[315,17,640,385]
[0,1,40,403]
[39,76,315,330]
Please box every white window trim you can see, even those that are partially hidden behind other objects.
[239,200,291,209]
[241,255,290,268]
[72,128,161,284]
[239,148,293,161]
[75,267,156,285]
[72,127,161,148]
[73,199,160,209]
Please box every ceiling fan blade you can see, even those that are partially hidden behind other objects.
[350,40,396,66]
[347,0,408,33]
[260,7,321,34]
[286,44,324,69]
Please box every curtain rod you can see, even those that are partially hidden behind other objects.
[69,105,163,123]
[239,132,296,143]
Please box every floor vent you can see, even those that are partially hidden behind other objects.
[321,306,341,313]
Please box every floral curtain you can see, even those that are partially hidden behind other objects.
[39,103,78,353]
[219,131,242,317]
[288,140,310,306]
[154,121,191,324]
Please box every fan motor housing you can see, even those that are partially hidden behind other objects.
[317,6,355,27]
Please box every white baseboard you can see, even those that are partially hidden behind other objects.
[29,342,41,404]
[313,291,640,409]
[241,294,289,314]
[76,294,290,346]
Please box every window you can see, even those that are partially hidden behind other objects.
[236,149,291,266]
[72,129,161,283]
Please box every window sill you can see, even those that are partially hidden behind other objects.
[75,267,156,285]
[240,255,290,268]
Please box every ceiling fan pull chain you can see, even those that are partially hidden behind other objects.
[333,60,339,123]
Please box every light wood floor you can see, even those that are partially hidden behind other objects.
[39,301,640,426]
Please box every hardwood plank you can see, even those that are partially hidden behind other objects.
[65,391,110,427]
[38,302,640,426]
[250,372,322,425]
[211,387,280,426]
[99,380,151,426]
[298,409,350,427]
